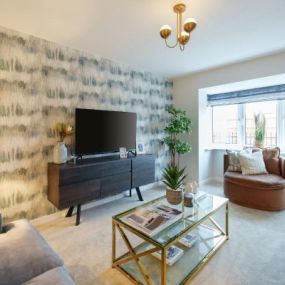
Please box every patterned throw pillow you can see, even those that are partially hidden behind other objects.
[238,151,268,175]
[226,149,252,172]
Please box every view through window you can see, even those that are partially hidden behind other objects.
[212,100,278,146]
[212,105,238,144]
[245,101,277,146]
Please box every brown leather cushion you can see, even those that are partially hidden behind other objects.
[224,171,285,190]
[262,147,281,175]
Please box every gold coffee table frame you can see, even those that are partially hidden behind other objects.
[112,194,229,285]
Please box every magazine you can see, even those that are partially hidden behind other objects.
[149,245,184,266]
[122,204,183,236]
[178,233,198,248]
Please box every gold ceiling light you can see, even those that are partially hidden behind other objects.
[160,3,197,51]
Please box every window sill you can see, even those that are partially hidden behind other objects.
[204,145,242,151]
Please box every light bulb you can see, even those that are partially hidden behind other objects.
[178,31,190,45]
[184,18,197,33]
[160,25,172,39]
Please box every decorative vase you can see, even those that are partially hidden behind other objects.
[53,141,67,164]
[166,188,183,205]
[184,192,194,207]
[254,141,264,149]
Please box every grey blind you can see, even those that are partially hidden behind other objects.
[207,84,285,106]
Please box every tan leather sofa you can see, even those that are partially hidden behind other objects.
[224,152,285,211]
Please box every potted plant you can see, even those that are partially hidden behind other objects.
[254,113,266,148]
[162,165,186,205]
[53,123,73,164]
[163,107,192,204]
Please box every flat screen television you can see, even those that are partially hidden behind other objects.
[75,108,137,156]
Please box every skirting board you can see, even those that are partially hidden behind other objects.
[199,177,224,185]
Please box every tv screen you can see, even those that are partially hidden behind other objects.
[75,108,137,155]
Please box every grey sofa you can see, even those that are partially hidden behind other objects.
[0,219,75,285]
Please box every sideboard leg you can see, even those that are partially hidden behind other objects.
[66,206,74,217]
[129,188,132,197]
[136,187,144,201]
[75,204,81,226]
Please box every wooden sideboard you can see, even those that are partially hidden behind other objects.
[48,154,155,225]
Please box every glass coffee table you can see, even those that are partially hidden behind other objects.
[112,193,229,285]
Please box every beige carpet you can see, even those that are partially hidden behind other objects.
[32,183,285,285]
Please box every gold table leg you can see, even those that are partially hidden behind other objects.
[112,220,116,265]
[225,202,229,239]
[161,248,167,285]
[116,224,154,285]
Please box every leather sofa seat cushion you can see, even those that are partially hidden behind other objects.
[263,147,281,175]
[0,219,63,285]
[22,267,75,285]
[224,171,285,190]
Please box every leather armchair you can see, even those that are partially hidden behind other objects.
[224,154,285,211]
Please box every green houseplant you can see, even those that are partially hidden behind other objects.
[162,166,186,205]
[163,107,192,204]
[254,113,266,148]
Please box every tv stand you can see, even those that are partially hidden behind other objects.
[48,154,155,225]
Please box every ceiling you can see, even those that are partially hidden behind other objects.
[0,0,284,78]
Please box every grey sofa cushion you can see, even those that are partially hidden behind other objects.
[0,219,63,285]
[22,267,75,285]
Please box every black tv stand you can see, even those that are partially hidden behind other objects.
[48,154,155,225]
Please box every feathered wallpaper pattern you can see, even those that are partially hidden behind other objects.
[0,26,173,221]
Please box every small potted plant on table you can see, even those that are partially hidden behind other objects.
[163,107,192,205]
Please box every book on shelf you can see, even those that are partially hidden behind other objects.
[148,245,184,266]
[178,233,198,248]
[121,204,183,236]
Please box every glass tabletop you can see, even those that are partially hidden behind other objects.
[113,192,228,247]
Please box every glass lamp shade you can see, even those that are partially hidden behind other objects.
[160,25,172,39]
[184,18,197,33]
[178,31,190,45]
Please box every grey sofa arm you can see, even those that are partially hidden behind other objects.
[0,219,64,285]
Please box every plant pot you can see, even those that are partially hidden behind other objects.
[53,141,67,164]
[166,188,183,205]
[254,141,264,149]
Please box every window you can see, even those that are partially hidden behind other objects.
[211,100,281,147]
[245,101,277,146]
[212,105,239,144]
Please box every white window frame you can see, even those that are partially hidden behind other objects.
[211,100,284,150]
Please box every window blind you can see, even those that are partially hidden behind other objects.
[207,84,285,106]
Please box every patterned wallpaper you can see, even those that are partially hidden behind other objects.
[0,26,173,221]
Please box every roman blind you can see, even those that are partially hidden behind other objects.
[207,84,285,106]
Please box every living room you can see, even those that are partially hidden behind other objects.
[0,1,284,285]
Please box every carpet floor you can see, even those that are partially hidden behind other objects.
[32,183,285,285]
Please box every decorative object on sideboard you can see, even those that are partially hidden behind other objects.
[254,112,266,148]
[119,147,128,159]
[136,141,145,154]
[162,165,186,205]
[159,2,197,51]
[162,107,192,204]
[53,123,73,164]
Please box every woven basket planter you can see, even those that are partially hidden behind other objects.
[166,188,183,205]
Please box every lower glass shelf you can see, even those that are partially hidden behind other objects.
[118,225,227,285]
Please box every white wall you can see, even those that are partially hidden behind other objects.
[173,51,285,182]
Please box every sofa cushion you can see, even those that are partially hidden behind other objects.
[226,149,252,172]
[224,171,285,190]
[238,151,268,175]
[0,219,63,285]
[22,267,75,285]
[263,147,281,175]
